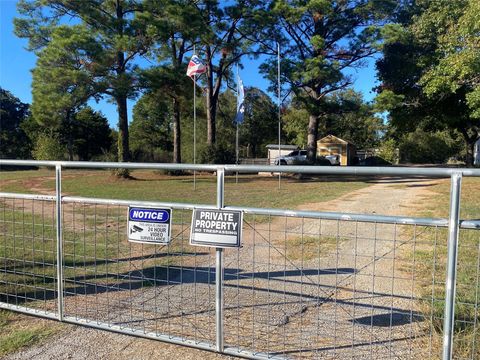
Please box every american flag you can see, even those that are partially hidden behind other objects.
[186,55,207,78]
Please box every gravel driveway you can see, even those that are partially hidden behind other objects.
[5,176,443,360]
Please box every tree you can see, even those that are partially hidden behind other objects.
[375,0,480,166]
[32,133,67,161]
[138,0,202,163]
[323,90,384,149]
[398,129,462,164]
[0,88,32,159]
[261,0,396,161]
[282,105,310,147]
[214,87,278,159]
[25,104,112,162]
[30,25,103,160]
[62,107,113,161]
[130,92,172,161]
[240,87,278,157]
[418,0,480,166]
[283,89,383,150]
[193,0,269,146]
[15,0,151,174]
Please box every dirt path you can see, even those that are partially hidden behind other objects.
[4,177,443,360]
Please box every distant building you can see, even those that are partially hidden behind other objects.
[266,144,299,165]
[317,135,356,166]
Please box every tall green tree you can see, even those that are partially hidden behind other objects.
[209,87,278,160]
[138,0,202,163]
[215,87,279,157]
[193,0,269,147]
[62,107,113,161]
[282,105,310,147]
[240,87,278,157]
[30,25,102,160]
[130,91,172,161]
[283,89,383,149]
[376,0,480,166]
[418,0,480,165]
[261,0,396,161]
[0,88,32,159]
[324,90,384,149]
[15,0,151,172]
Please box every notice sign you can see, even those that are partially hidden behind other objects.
[190,209,242,248]
[128,206,172,244]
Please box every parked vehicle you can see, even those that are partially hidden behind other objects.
[324,154,341,165]
[274,150,308,165]
[274,150,340,165]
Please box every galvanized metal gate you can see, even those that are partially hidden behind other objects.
[1,160,479,359]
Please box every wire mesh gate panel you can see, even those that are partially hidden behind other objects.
[0,195,59,317]
[61,201,218,348]
[222,215,446,359]
[452,226,480,360]
[1,160,480,360]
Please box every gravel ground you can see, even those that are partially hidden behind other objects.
[4,176,443,360]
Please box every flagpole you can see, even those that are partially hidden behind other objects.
[236,64,239,184]
[193,45,197,190]
[277,42,281,190]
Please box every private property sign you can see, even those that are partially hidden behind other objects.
[190,209,243,248]
[128,206,172,244]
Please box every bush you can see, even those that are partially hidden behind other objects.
[363,156,391,166]
[199,143,236,164]
[131,148,171,163]
[32,134,67,160]
[377,139,398,164]
[90,148,118,162]
[111,168,131,178]
[399,129,462,164]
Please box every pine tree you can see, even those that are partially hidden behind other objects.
[15,0,151,174]
[261,0,396,161]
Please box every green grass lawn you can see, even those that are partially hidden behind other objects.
[0,169,371,208]
[0,310,60,356]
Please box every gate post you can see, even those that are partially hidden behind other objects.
[55,164,64,321]
[442,172,462,360]
[215,167,225,352]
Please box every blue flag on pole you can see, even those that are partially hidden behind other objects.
[234,76,245,124]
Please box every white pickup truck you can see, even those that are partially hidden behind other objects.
[324,154,341,165]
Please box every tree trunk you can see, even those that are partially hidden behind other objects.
[206,92,216,146]
[114,1,130,178]
[67,128,73,161]
[66,112,73,161]
[466,139,475,167]
[117,95,130,163]
[172,97,181,163]
[206,53,216,146]
[67,135,73,161]
[460,128,477,167]
[307,114,319,163]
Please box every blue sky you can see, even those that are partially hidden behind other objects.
[0,0,379,128]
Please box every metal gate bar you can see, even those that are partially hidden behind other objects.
[1,160,480,359]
